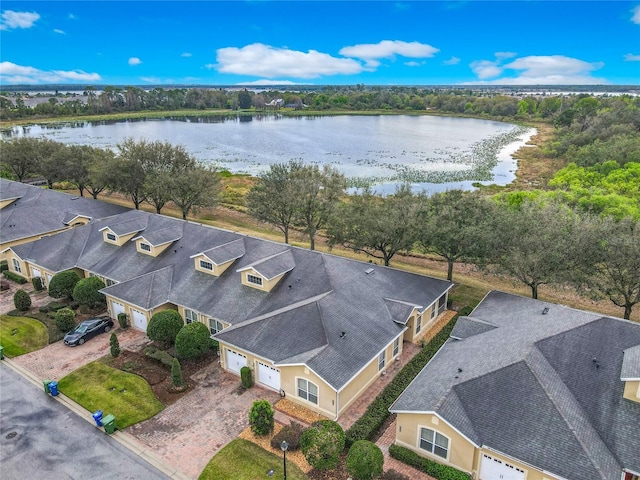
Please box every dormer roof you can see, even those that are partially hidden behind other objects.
[100,215,148,236]
[384,298,421,325]
[621,344,640,380]
[192,238,245,265]
[62,212,91,225]
[132,225,183,247]
[237,249,295,280]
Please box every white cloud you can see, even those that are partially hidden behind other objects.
[470,59,503,79]
[632,5,640,24]
[339,40,439,68]
[214,43,363,79]
[237,79,300,86]
[181,52,192,57]
[68,13,76,20]
[443,56,460,66]
[404,61,423,67]
[495,51,517,59]
[0,10,40,30]
[54,29,65,35]
[624,53,640,61]
[0,61,101,84]
[128,57,142,66]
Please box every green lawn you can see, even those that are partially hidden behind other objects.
[57,360,164,430]
[0,314,48,357]
[199,439,308,480]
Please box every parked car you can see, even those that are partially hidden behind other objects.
[64,316,114,346]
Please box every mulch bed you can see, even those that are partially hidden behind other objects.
[103,346,217,406]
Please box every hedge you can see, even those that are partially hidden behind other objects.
[3,270,28,284]
[345,314,460,447]
[144,346,174,367]
[388,444,470,480]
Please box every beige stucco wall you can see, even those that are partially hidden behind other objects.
[176,305,229,333]
[240,269,285,292]
[102,229,136,246]
[623,380,640,403]
[135,238,172,257]
[193,254,234,276]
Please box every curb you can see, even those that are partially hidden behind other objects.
[2,357,192,480]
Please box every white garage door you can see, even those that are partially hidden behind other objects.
[226,349,247,374]
[111,301,125,319]
[46,273,53,286]
[131,309,148,331]
[31,267,42,278]
[480,453,526,480]
[257,362,281,391]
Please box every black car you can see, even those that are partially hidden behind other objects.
[63,316,114,346]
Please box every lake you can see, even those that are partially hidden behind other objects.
[1,115,536,194]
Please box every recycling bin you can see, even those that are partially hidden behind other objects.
[102,414,116,434]
[92,410,103,427]
[48,381,59,396]
[43,379,52,394]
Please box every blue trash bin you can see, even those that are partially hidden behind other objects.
[92,410,103,427]
[48,381,59,397]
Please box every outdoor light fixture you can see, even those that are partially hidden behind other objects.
[281,440,289,480]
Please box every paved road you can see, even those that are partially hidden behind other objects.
[0,362,170,480]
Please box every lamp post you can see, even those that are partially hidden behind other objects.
[281,440,289,480]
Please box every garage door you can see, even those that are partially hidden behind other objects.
[31,267,42,279]
[46,273,53,286]
[480,453,526,480]
[257,362,281,391]
[131,309,148,331]
[226,349,247,374]
[111,301,125,319]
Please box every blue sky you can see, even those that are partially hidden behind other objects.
[1,1,639,86]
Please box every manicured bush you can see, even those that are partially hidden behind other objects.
[388,444,470,480]
[249,399,274,436]
[241,366,253,389]
[32,277,43,291]
[13,289,31,311]
[3,270,27,284]
[48,270,80,299]
[270,421,304,451]
[72,276,106,308]
[175,321,212,359]
[300,420,346,471]
[345,315,459,447]
[117,312,129,329]
[171,358,185,388]
[143,346,174,367]
[48,301,69,312]
[110,332,120,358]
[0,260,8,272]
[54,307,76,333]
[346,440,384,480]
[39,305,49,313]
[146,310,183,346]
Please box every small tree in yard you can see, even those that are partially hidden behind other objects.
[110,333,120,358]
[55,307,76,333]
[13,289,31,311]
[241,366,253,389]
[346,440,384,480]
[72,276,106,309]
[48,270,80,299]
[249,399,274,436]
[175,321,212,359]
[146,310,183,346]
[300,420,346,471]
[171,358,185,389]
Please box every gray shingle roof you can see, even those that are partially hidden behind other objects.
[390,291,640,480]
[134,225,183,247]
[197,238,245,265]
[238,249,296,280]
[449,316,497,340]
[621,345,640,379]
[384,298,419,325]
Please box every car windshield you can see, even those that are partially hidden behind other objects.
[75,325,88,334]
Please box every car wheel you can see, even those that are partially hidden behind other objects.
[78,338,85,345]
[104,326,111,333]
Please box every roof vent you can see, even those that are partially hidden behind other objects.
[365,268,374,275]
[542,307,549,315]
[70,196,79,200]
[340,331,346,338]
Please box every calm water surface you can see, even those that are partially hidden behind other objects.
[2,115,535,194]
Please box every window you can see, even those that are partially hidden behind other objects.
[297,378,318,404]
[139,242,151,252]
[106,233,116,242]
[247,274,263,286]
[420,428,449,459]
[209,318,224,336]
[199,260,213,271]
[184,309,197,324]
[431,306,436,319]
[378,351,386,371]
[416,315,422,334]
[12,258,21,273]
[106,279,116,287]
[393,337,400,357]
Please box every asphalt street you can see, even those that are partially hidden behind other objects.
[0,362,170,480]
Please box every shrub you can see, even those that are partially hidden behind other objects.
[346,440,384,480]
[0,260,8,272]
[0,280,10,291]
[300,420,346,471]
[171,358,185,388]
[117,312,129,329]
[249,399,274,436]
[175,321,212,359]
[39,305,49,313]
[388,444,470,480]
[110,332,120,358]
[13,289,31,311]
[143,346,174,367]
[54,307,76,333]
[147,310,183,346]
[3,270,27,284]
[271,421,304,451]
[72,276,106,308]
[48,270,80,299]
[32,277,43,291]
[240,366,253,389]
[48,301,69,312]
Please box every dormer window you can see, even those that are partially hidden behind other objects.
[106,233,116,242]
[140,243,151,252]
[247,274,263,286]
[200,260,213,271]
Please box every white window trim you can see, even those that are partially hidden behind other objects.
[209,318,224,336]
[378,351,386,371]
[184,309,198,324]
[139,242,151,252]
[416,314,422,334]
[200,259,213,271]
[247,273,263,286]
[418,426,450,461]
[297,377,319,405]
[106,232,117,242]
[12,258,21,273]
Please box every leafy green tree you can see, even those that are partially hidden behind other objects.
[237,90,252,109]
[171,358,185,388]
[327,184,418,266]
[110,332,121,358]
[146,310,184,346]
[0,137,39,181]
[84,147,115,199]
[248,399,274,436]
[13,289,31,311]
[346,440,384,480]
[170,164,221,220]
[108,138,157,209]
[55,307,76,333]
[34,138,65,189]
[300,420,346,471]
[175,321,212,359]
[48,270,81,299]
[72,276,106,309]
